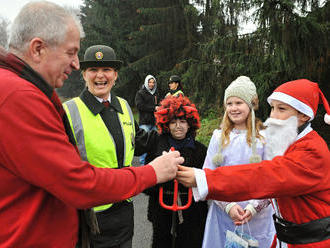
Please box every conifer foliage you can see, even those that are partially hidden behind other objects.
[63,0,328,141]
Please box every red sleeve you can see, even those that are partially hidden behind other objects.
[205,133,330,201]
[0,88,157,209]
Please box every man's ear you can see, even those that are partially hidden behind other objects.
[28,38,47,63]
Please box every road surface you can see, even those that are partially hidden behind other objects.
[132,157,152,247]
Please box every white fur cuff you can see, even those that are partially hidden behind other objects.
[225,202,238,214]
[324,113,330,125]
[245,203,257,216]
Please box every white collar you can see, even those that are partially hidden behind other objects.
[296,123,313,141]
[94,94,111,103]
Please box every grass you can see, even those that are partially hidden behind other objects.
[196,117,220,146]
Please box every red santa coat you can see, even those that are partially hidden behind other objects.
[205,130,330,247]
[0,68,156,247]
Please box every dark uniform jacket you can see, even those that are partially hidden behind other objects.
[135,86,158,126]
[79,89,152,247]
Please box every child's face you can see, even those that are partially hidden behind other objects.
[169,118,189,140]
[270,100,309,127]
[226,96,250,129]
[270,100,298,120]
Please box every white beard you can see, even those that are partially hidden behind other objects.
[264,116,298,160]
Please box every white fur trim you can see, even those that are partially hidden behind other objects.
[225,202,238,214]
[268,92,314,120]
[325,113,330,125]
[193,168,208,201]
[296,123,312,141]
[245,203,257,216]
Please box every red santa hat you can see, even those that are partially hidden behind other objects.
[267,79,330,124]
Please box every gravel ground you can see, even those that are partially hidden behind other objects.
[132,157,152,248]
[132,193,152,248]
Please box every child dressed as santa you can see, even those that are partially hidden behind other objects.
[177,79,330,248]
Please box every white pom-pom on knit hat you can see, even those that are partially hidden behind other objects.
[212,76,261,166]
[267,79,330,125]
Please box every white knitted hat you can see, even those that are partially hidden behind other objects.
[224,76,258,108]
[213,76,261,166]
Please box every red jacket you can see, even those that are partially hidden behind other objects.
[205,130,330,247]
[0,68,156,247]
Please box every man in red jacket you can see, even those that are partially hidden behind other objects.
[0,2,183,247]
[177,79,330,247]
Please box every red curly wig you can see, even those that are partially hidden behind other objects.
[154,96,201,137]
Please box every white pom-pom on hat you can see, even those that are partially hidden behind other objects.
[324,113,330,125]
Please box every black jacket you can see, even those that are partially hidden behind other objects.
[135,86,158,125]
[143,133,208,248]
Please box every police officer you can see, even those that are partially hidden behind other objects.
[64,45,138,248]
[165,75,184,98]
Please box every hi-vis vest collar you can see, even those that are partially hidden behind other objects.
[165,89,184,98]
[63,93,135,212]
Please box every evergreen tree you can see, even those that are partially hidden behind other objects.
[61,0,328,133]
[122,0,200,100]
[181,0,329,120]
[60,0,140,102]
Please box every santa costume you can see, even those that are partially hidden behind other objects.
[194,79,330,247]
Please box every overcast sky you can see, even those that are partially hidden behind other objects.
[0,0,83,23]
[0,0,258,34]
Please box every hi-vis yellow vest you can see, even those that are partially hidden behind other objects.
[63,97,135,212]
[165,90,184,98]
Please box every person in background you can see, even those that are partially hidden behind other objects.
[177,79,330,248]
[0,2,183,247]
[135,75,158,165]
[138,96,208,248]
[165,75,184,98]
[201,76,275,248]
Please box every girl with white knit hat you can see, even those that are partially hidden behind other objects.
[201,76,275,248]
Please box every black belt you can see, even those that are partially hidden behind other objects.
[273,214,330,244]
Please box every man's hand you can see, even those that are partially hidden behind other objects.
[176,165,197,187]
[149,151,184,183]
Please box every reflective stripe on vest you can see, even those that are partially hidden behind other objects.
[63,97,135,211]
[165,90,184,98]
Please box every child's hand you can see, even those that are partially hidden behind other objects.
[241,209,252,223]
[233,209,252,225]
[228,204,245,225]
[176,165,197,187]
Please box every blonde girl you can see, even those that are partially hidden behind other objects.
[201,76,275,248]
